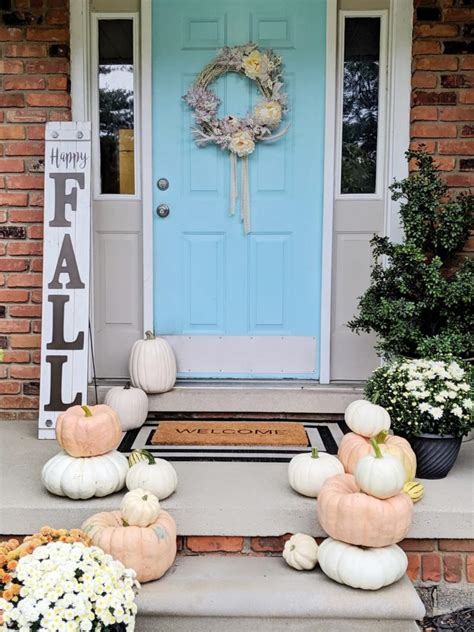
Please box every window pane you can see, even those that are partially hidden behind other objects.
[98,19,135,195]
[341,17,380,195]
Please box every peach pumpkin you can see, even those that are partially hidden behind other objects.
[338,432,416,482]
[317,473,413,547]
[55,404,122,457]
[81,509,176,583]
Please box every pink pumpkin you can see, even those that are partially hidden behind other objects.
[55,404,122,457]
[81,509,176,583]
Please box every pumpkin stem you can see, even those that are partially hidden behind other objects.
[122,519,129,527]
[311,447,319,459]
[139,449,156,464]
[142,495,148,501]
[145,330,155,340]
[81,405,93,418]
[375,430,389,444]
[124,382,131,390]
[370,437,383,459]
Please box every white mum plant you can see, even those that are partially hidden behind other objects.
[0,542,139,631]
[365,358,473,438]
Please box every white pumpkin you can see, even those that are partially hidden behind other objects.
[318,537,408,590]
[288,448,344,498]
[42,450,128,500]
[104,383,148,431]
[126,450,178,500]
[344,399,391,438]
[121,488,161,527]
[354,438,406,499]
[129,331,176,393]
[283,534,319,571]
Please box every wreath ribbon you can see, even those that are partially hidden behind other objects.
[229,153,251,234]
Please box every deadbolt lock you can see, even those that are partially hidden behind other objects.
[157,178,169,191]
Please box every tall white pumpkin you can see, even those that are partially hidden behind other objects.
[129,331,177,393]
[105,383,149,431]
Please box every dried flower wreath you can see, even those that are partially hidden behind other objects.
[183,43,288,233]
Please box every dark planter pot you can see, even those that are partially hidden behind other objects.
[404,433,462,479]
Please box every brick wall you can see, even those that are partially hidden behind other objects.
[0,0,70,420]
[411,0,474,196]
[0,0,472,418]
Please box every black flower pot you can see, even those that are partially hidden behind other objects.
[405,433,462,479]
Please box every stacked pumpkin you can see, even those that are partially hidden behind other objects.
[81,488,177,583]
[79,449,179,583]
[318,400,417,590]
[42,404,129,500]
[338,400,422,502]
[285,400,421,590]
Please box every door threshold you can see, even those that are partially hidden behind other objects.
[88,379,364,414]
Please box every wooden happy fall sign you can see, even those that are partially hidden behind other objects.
[38,122,91,439]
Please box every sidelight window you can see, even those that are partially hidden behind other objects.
[337,13,386,197]
[93,16,139,196]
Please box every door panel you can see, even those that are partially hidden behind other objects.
[152,0,326,377]
[91,10,142,378]
[330,3,389,381]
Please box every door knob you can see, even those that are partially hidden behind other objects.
[157,203,170,218]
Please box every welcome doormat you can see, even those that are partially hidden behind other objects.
[118,416,348,462]
[151,421,309,446]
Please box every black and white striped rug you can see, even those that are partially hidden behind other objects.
[118,417,349,462]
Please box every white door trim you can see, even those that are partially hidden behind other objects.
[386,0,412,242]
[141,0,154,333]
[319,0,337,385]
[70,0,90,122]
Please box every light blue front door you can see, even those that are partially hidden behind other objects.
[152,0,326,378]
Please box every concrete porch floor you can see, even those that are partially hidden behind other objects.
[1,420,472,537]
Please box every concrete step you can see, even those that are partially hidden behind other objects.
[135,555,425,631]
[90,379,364,414]
[2,421,473,539]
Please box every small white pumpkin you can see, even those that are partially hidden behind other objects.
[344,399,391,438]
[354,438,406,499]
[288,448,344,498]
[41,450,128,500]
[121,488,161,527]
[126,449,178,500]
[129,331,177,393]
[318,538,408,590]
[104,382,148,431]
[283,534,319,571]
